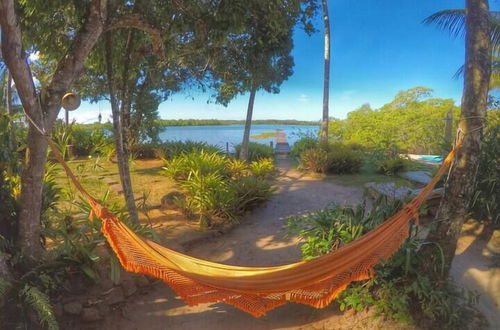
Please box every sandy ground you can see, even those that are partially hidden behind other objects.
[96,160,498,330]
[451,221,500,329]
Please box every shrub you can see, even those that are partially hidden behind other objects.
[287,197,481,328]
[181,171,238,228]
[249,158,277,178]
[470,125,500,224]
[71,125,113,157]
[227,159,249,178]
[326,143,363,174]
[300,148,329,173]
[299,143,362,174]
[377,157,409,175]
[291,136,319,158]
[229,176,274,214]
[163,151,230,181]
[234,142,274,161]
[164,150,275,228]
[130,143,157,159]
[154,140,222,160]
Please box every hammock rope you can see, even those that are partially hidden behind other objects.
[46,136,460,317]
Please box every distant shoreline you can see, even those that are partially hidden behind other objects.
[156,119,319,127]
[73,120,319,130]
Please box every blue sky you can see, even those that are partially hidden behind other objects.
[71,0,498,123]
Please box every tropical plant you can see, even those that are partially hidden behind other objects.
[299,143,363,174]
[154,140,222,161]
[71,124,113,157]
[234,142,274,162]
[164,150,275,228]
[470,124,500,224]
[163,151,230,181]
[376,158,409,176]
[249,158,278,178]
[300,147,330,173]
[287,197,481,327]
[290,136,319,158]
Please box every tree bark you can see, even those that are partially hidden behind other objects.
[239,86,257,161]
[319,0,331,144]
[104,33,140,224]
[6,71,16,151]
[428,0,491,275]
[0,0,107,259]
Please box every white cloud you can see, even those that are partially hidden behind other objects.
[297,93,309,102]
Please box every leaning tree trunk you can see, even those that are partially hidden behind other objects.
[0,0,107,260]
[319,0,331,144]
[427,0,491,276]
[105,34,140,224]
[239,86,257,161]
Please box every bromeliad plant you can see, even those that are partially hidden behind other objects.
[162,151,276,228]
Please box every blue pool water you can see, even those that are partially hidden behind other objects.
[419,155,443,163]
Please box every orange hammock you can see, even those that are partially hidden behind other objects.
[47,138,459,317]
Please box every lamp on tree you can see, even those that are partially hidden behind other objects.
[61,92,81,125]
[61,92,80,159]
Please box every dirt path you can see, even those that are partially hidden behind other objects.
[451,221,500,328]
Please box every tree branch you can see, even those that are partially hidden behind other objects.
[105,14,165,57]
[0,0,41,122]
[45,0,108,124]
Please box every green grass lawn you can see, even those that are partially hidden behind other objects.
[52,157,176,211]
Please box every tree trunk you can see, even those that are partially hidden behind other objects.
[105,34,140,224]
[319,0,331,144]
[427,0,491,275]
[0,0,107,260]
[239,86,257,161]
[6,72,16,151]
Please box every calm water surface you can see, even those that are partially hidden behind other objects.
[159,124,319,152]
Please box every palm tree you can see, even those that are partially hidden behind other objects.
[423,0,492,276]
[424,9,500,89]
[319,0,331,144]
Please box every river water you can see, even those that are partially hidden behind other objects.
[159,124,319,152]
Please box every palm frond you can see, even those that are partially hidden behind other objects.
[424,10,500,50]
[452,65,464,80]
[489,12,500,51]
[21,285,59,330]
[423,9,466,38]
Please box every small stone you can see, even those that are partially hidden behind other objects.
[53,303,63,318]
[134,275,150,288]
[161,191,185,209]
[121,280,137,297]
[63,301,83,315]
[81,307,101,322]
[103,287,125,305]
[99,276,115,291]
[96,302,110,317]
